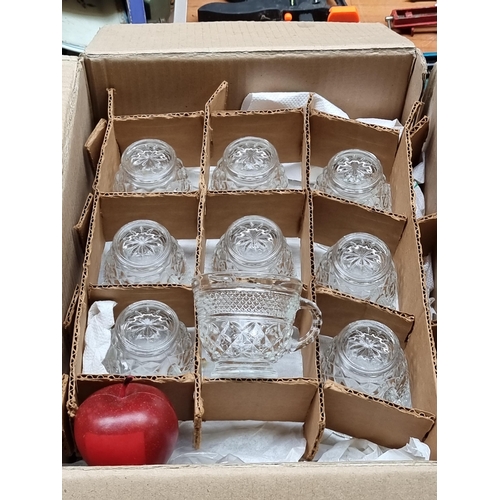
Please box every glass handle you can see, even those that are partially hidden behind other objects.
[290,297,322,352]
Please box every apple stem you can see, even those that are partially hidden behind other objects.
[121,376,133,397]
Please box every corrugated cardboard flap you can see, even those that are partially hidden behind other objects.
[63,283,80,332]
[85,118,107,173]
[73,193,94,249]
[83,23,424,121]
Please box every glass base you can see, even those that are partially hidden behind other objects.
[211,360,278,379]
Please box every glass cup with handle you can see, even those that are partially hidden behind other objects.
[192,272,322,378]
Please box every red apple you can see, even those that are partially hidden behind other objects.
[74,378,179,466]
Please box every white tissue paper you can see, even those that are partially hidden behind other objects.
[413,154,427,218]
[423,254,437,320]
[82,300,117,374]
[241,91,348,119]
[241,92,404,133]
[170,421,308,464]
[168,421,430,464]
[315,430,430,462]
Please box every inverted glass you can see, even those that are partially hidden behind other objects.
[212,215,294,276]
[321,319,412,407]
[102,300,194,376]
[103,219,186,285]
[192,272,322,378]
[211,136,289,191]
[113,139,191,193]
[314,149,392,211]
[316,232,399,309]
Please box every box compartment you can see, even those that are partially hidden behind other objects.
[84,193,201,287]
[68,280,199,424]
[93,89,206,193]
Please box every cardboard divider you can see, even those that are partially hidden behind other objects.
[85,118,107,173]
[419,215,437,258]
[301,383,325,460]
[323,381,434,449]
[404,101,424,132]
[309,110,400,180]
[421,65,437,216]
[73,193,93,250]
[418,214,437,321]
[63,284,81,332]
[206,81,229,114]
[62,374,74,460]
[315,129,437,449]
[431,321,437,351]
[410,117,429,167]
[311,194,406,255]
[75,376,196,423]
[315,287,414,347]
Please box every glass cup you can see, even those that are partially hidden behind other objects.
[103,219,187,285]
[314,149,392,211]
[113,139,191,193]
[192,272,322,378]
[321,319,412,407]
[211,136,289,191]
[316,232,399,309]
[318,334,337,381]
[212,215,295,276]
[102,300,194,376]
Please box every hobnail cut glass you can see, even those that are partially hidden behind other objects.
[102,300,195,376]
[103,219,186,285]
[211,136,289,191]
[212,215,294,276]
[316,232,399,309]
[327,319,412,407]
[192,272,322,378]
[314,149,392,211]
[113,139,191,193]
[318,334,337,380]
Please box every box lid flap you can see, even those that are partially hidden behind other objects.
[85,22,416,55]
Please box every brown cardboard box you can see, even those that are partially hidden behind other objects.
[62,22,437,499]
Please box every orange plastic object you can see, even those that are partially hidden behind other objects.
[284,12,293,21]
[327,6,360,23]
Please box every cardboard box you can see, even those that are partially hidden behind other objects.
[62,22,437,498]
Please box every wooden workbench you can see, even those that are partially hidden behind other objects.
[186,0,437,53]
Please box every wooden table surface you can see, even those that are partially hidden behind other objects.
[186,0,437,53]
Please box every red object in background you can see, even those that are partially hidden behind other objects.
[74,378,179,466]
[386,6,437,35]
